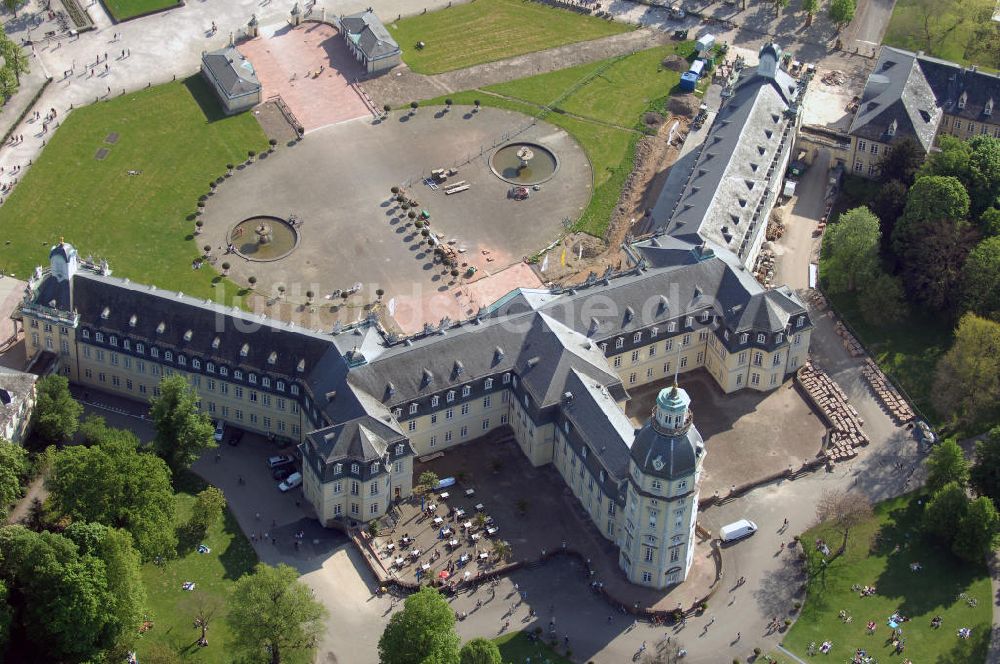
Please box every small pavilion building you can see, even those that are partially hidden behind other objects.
[339,9,401,74]
[201,46,262,115]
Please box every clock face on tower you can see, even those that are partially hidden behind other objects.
[652,455,665,471]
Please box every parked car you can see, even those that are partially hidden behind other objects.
[272,467,293,481]
[278,472,303,492]
[227,429,245,447]
[719,519,757,543]
[213,421,225,443]
[267,455,294,469]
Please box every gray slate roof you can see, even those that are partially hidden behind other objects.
[848,47,942,151]
[561,369,637,477]
[305,415,406,464]
[630,416,703,481]
[341,11,400,61]
[655,44,800,262]
[202,47,261,99]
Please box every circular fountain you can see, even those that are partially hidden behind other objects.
[489,142,559,185]
[229,215,300,262]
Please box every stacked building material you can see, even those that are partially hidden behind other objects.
[862,358,916,425]
[796,361,869,461]
[834,321,865,358]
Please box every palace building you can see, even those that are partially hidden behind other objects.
[17,44,810,588]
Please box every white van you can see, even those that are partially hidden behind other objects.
[278,472,302,492]
[719,519,757,542]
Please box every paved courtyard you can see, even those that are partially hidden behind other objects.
[239,21,371,131]
[202,106,590,331]
[626,371,828,497]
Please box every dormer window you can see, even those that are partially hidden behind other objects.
[178,355,187,366]
[986,99,994,117]
[685,316,693,327]
[82,329,90,339]
[454,360,464,376]
[396,444,405,456]
[240,343,249,357]
[290,384,299,395]
[101,307,110,319]
[392,408,402,419]
[296,359,305,373]
[372,462,380,474]
[276,380,285,392]
[206,362,215,373]
[484,377,493,390]
[351,463,359,474]
[192,359,201,370]
[248,374,257,384]
[757,333,766,343]
[234,370,243,380]
[494,347,504,362]
[431,395,440,407]
[123,339,130,350]
[958,91,968,110]
[156,322,165,334]
[212,337,221,350]
[136,342,144,354]
[446,390,455,403]
[109,335,118,347]
[150,347,159,358]
[164,351,173,362]
[462,385,471,397]
[887,119,897,137]
[408,402,418,415]
[219,366,227,376]
[633,332,641,343]
[334,463,342,475]
[261,377,270,388]
[268,351,277,365]
[615,337,624,349]
[183,330,193,342]
[739,333,748,344]
[128,315,137,327]
[95,331,104,343]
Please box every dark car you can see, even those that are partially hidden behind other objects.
[227,429,245,447]
[272,467,293,481]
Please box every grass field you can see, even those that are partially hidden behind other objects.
[0,76,267,302]
[494,631,572,663]
[421,44,689,236]
[134,473,314,664]
[884,0,998,70]
[102,0,180,21]
[389,0,631,74]
[783,493,992,662]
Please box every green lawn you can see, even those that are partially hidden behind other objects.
[134,473,279,663]
[102,0,181,21]
[419,44,688,236]
[389,0,631,74]
[0,76,267,302]
[884,0,998,70]
[494,631,572,663]
[783,493,992,662]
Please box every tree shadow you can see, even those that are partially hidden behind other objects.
[934,624,991,663]
[218,507,258,580]
[176,522,204,557]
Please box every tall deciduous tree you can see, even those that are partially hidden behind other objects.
[828,0,856,30]
[64,522,147,650]
[925,438,970,492]
[379,586,460,664]
[953,496,1000,561]
[878,137,923,186]
[33,374,82,444]
[0,526,117,660]
[962,236,1000,321]
[897,216,979,312]
[460,638,502,664]
[0,441,28,509]
[0,38,28,84]
[189,486,226,534]
[227,563,327,664]
[870,179,909,260]
[801,0,819,26]
[971,427,1000,507]
[47,431,176,560]
[815,490,873,557]
[858,271,908,326]
[923,481,968,541]
[935,314,1000,427]
[821,207,880,293]
[150,374,216,475]
[980,208,1000,238]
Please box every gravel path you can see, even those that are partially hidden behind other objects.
[363,26,673,108]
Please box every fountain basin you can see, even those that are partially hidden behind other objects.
[228,215,300,262]
[489,142,559,185]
